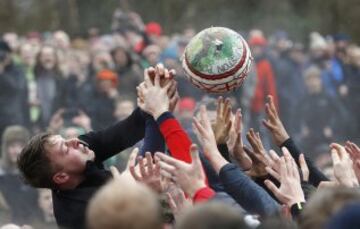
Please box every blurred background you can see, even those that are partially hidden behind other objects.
[0,0,360,41]
[0,0,359,227]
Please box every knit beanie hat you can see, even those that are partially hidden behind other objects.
[96,69,118,87]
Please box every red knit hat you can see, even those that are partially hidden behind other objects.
[96,69,118,87]
[249,36,267,46]
[146,22,162,37]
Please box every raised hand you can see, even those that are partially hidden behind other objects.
[155,144,206,198]
[212,97,232,144]
[345,141,360,182]
[192,105,219,158]
[245,129,269,177]
[299,153,309,182]
[110,147,138,182]
[345,141,360,160]
[192,105,229,173]
[129,152,163,193]
[265,149,283,180]
[167,80,179,113]
[166,185,192,221]
[148,63,176,87]
[227,109,252,170]
[264,148,305,207]
[330,143,359,187]
[262,95,289,146]
[137,67,172,119]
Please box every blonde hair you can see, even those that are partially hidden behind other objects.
[87,178,162,229]
[1,125,30,172]
[303,65,321,80]
[299,187,360,229]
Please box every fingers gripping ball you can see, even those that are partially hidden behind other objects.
[182,27,252,93]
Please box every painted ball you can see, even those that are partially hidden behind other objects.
[182,27,252,93]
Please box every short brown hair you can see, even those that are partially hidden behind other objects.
[17,133,55,188]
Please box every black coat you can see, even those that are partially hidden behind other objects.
[52,108,145,229]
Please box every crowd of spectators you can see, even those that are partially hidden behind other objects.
[0,8,360,229]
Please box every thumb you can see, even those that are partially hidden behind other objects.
[110,166,121,179]
[126,148,139,170]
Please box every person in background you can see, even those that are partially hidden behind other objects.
[0,40,29,139]
[36,189,57,228]
[87,69,119,129]
[111,46,142,99]
[292,66,347,158]
[248,32,278,148]
[18,42,41,132]
[34,45,66,129]
[141,44,161,68]
[0,126,39,225]
[113,97,136,122]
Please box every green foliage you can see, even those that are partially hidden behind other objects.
[0,0,359,42]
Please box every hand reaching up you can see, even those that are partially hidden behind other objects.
[263,95,289,146]
[244,129,270,177]
[130,152,164,193]
[227,108,252,170]
[155,144,206,198]
[330,143,359,188]
[192,105,229,173]
[212,97,232,144]
[147,63,176,87]
[264,148,305,207]
[110,147,138,182]
[166,185,192,221]
[299,154,309,182]
[264,149,283,180]
[137,67,172,119]
[345,141,360,182]
[345,141,360,161]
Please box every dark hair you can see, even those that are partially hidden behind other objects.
[17,133,55,188]
[110,46,133,68]
[34,45,61,78]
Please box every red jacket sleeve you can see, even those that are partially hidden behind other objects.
[159,117,192,163]
[192,187,216,203]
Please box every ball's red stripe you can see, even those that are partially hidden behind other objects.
[185,39,248,80]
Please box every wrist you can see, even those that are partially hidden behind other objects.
[188,181,207,198]
[287,196,306,207]
[153,108,169,120]
[275,129,290,146]
[209,152,229,174]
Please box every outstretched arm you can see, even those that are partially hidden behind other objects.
[137,64,191,163]
[263,95,329,186]
[193,105,279,216]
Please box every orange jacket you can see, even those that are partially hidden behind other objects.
[251,58,279,113]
